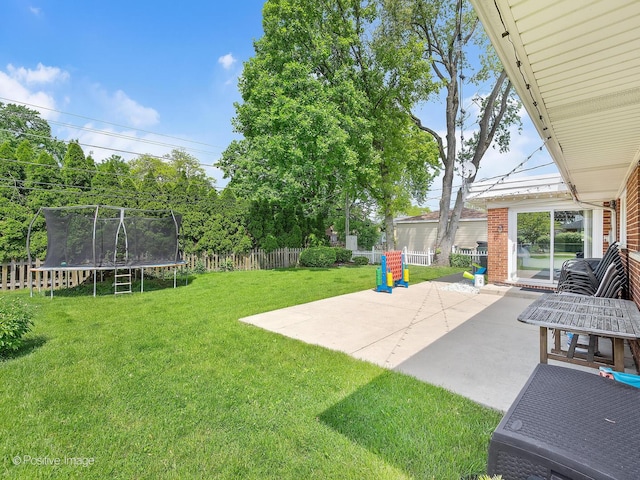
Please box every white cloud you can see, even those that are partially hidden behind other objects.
[7,63,69,85]
[0,69,59,120]
[92,84,160,128]
[29,6,42,16]
[218,53,237,70]
[108,89,159,128]
[67,123,166,162]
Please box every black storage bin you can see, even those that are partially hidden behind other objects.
[488,364,640,480]
[476,240,488,270]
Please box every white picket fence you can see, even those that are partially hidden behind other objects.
[352,247,435,266]
[351,246,486,267]
[453,247,488,267]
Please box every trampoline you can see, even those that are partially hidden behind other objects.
[27,205,186,297]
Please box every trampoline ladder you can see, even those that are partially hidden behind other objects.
[114,268,132,295]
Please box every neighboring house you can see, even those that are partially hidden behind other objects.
[325,226,338,246]
[395,208,487,251]
[469,0,639,302]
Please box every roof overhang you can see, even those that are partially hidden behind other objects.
[467,173,572,207]
[470,0,640,204]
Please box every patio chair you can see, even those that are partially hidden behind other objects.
[559,262,626,362]
[557,243,616,283]
[556,242,624,295]
[557,261,625,297]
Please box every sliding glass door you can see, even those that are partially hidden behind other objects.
[516,210,586,283]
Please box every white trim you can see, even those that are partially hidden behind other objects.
[592,209,604,257]
[507,206,604,285]
[620,190,627,249]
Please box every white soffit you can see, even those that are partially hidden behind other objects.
[471,0,640,203]
[467,173,570,202]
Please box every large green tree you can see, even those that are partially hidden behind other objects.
[0,102,66,161]
[219,0,440,249]
[384,0,521,263]
[61,141,95,192]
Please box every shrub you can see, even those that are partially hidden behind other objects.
[299,247,337,268]
[555,231,583,253]
[305,233,327,248]
[449,253,472,268]
[219,258,235,272]
[353,256,369,266]
[0,297,34,357]
[333,247,352,263]
[261,234,279,254]
[193,260,207,274]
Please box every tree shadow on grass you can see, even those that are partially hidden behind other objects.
[0,335,47,362]
[318,371,496,480]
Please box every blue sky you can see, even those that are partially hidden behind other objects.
[0,0,557,207]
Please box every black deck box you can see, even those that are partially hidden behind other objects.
[488,364,640,480]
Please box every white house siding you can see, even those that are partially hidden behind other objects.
[395,220,487,251]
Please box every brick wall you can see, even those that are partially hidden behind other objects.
[626,166,640,303]
[603,207,611,255]
[487,208,508,283]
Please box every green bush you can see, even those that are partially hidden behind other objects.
[261,234,279,254]
[555,231,583,253]
[193,260,207,274]
[299,247,337,268]
[534,234,550,251]
[353,256,369,266]
[219,258,235,272]
[333,247,352,263]
[0,297,34,356]
[449,253,472,268]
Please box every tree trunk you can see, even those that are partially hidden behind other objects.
[432,78,459,265]
[436,181,467,265]
[384,210,395,251]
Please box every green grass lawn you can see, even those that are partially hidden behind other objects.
[0,266,501,479]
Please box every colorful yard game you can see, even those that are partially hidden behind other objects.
[376,251,409,293]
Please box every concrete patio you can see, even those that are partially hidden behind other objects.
[241,279,636,412]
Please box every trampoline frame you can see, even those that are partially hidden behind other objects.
[27,205,186,297]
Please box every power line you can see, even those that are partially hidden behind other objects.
[44,119,220,157]
[0,179,217,204]
[0,96,224,150]
[0,115,220,161]
[0,128,223,171]
[0,156,226,191]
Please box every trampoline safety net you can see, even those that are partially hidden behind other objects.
[34,206,183,268]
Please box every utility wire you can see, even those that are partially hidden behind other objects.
[0,96,222,149]
[0,128,222,170]
[466,142,549,197]
[0,180,217,204]
[43,120,220,157]
[0,157,226,192]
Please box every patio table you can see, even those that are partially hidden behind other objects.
[518,293,640,372]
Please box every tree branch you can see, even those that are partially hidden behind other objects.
[471,70,510,167]
[409,112,446,163]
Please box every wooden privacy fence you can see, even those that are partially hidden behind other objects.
[183,248,304,272]
[1,248,305,291]
[1,260,93,292]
